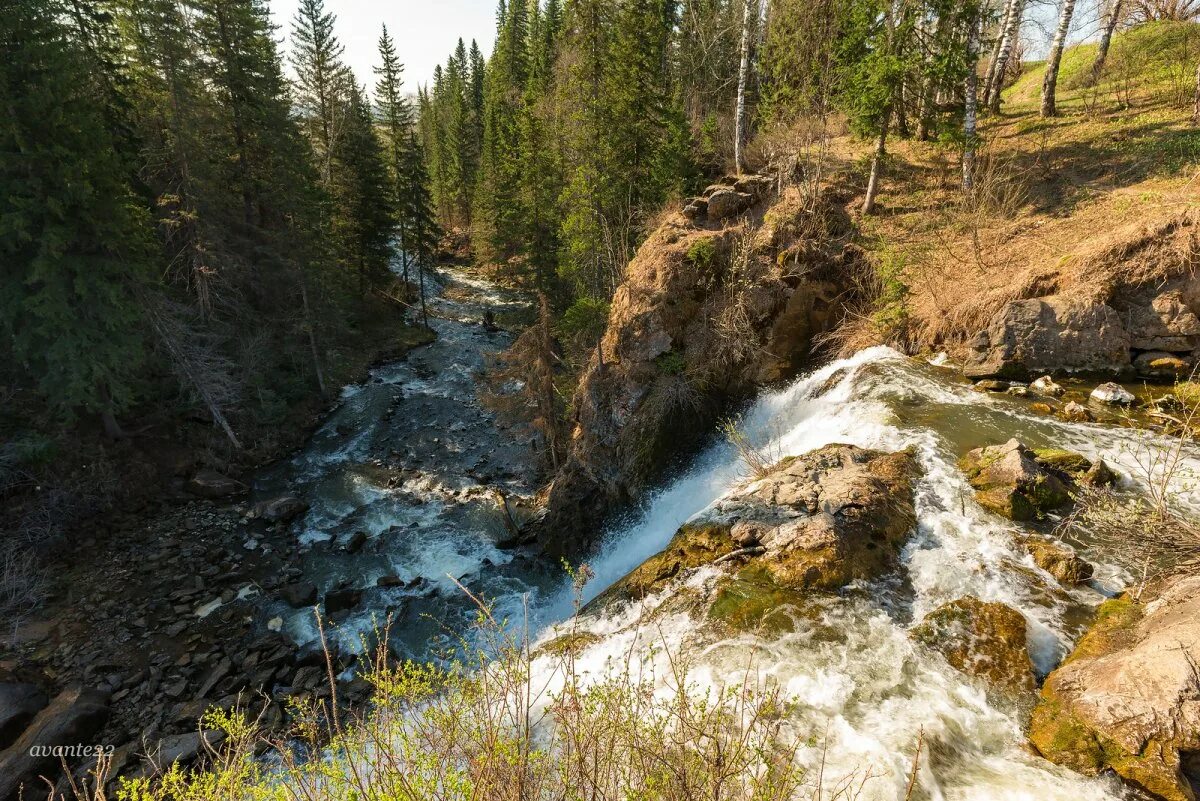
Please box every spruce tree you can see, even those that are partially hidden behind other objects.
[0,0,153,428]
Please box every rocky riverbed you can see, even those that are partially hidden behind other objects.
[0,267,547,794]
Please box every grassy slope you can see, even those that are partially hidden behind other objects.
[837,20,1200,355]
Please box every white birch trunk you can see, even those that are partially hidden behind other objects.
[964,8,984,194]
[1089,0,1123,85]
[734,0,754,174]
[862,106,891,215]
[983,0,1018,103]
[1040,0,1077,117]
[987,0,1025,110]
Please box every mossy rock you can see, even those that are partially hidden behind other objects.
[597,522,733,604]
[959,439,1075,521]
[536,630,603,657]
[706,564,815,635]
[1032,448,1093,477]
[912,597,1036,694]
[1027,583,1200,801]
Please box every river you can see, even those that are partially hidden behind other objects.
[252,270,1200,800]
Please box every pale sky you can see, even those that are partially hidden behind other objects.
[269,0,497,92]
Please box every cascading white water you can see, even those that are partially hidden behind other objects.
[520,345,1199,800]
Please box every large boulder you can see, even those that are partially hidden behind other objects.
[605,444,919,606]
[912,597,1036,694]
[1029,575,1200,801]
[0,683,48,751]
[963,296,1130,379]
[0,686,110,799]
[1114,288,1200,353]
[959,439,1074,521]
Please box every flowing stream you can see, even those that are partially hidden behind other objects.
[255,272,1200,800]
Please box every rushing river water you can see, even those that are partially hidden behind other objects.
[255,271,1200,800]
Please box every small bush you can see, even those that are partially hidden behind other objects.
[655,350,687,376]
[687,237,718,269]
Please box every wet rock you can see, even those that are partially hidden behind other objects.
[1134,351,1191,379]
[705,188,754,221]
[604,444,919,603]
[0,686,111,799]
[1060,401,1093,423]
[185,469,247,499]
[1015,534,1094,585]
[249,495,309,524]
[1031,376,1066,396]
[959,439,1074,521]
[1090,382,1135,405]
[342,530,368,554]
[912,597,1035,694]
[0,683,48,750]
[280,582,317,608]
[1030,402,1055,415]
[1029,576,1200,801]
[963,297,1130,379]
[974,379,1014,392]
[323,586,362,615]
[376,574,404,588]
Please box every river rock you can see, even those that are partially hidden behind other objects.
[912,597,1036,693]
[279,581,317,608]
[0,685,111,799]
[1090,382,1135,405]
[323,585,362,615]
[1029,575,1200,801]
[249,495,309,523]
[1134,351,1191,378]
[959,439,1074,521]
[1031,376,1066,396]
[1060,401,1093,422]
[963,297,1130,379]
[1015,534,1094,585]
[606,444,919,603]
[0,683,48,750]
[185,469,247,499]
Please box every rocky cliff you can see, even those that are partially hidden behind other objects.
[535,177,866,557]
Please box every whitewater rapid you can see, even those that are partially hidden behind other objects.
[519,346,1200,801]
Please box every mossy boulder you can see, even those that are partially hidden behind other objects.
[912,597,1036,694]
[1015,533,1094,585]
[1028,576,1200,801]
[599,444,919,625]
[959,439,1076,521]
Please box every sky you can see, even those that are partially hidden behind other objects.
[269,0,497,91]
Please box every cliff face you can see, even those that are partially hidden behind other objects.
[536,177,865,558]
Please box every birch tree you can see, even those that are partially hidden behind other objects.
[963,5,984,193]
[1040,0,1077,117]
[1088,0,1125,84]
[985,0,1025,109]
[734,0,756,173]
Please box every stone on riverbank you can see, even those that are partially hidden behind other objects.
[1028,576,1200,801]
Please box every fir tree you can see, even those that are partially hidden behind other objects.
[0,0,153,429]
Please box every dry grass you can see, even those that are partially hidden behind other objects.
[813,22,1200,355]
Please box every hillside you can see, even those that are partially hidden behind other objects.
[839,20,1200,357]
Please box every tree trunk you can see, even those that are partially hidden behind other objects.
[1193,56,1200,125]
[983,0,1018,103]
[734,0,754,174]
[987,0,1025,111]
[100,406,124,440]
[863,107,891,215]
[299,279,327,396]
[1040,0,1077,118]
[1089,0,1123,86]
[964,8,984,194]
